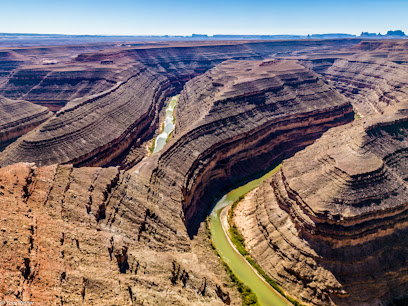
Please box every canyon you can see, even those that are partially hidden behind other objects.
[233,104,408,305]
[0,38,408,305]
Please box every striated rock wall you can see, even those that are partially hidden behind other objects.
[75,39,359,91]
[0,59,356,305]
[299,41,408,118]
[0,66,127,111]
[146,60,353,236]
[233,106,408,305]
[0,162,238,305]
[303,56,408,117]
[0,40,359,112]
[0,63,173,168]
[0,96,52,150]
[0,43,138,110]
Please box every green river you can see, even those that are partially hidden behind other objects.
[209,164,290,306]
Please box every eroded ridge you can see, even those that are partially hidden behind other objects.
[0,96,52,150]
[302,41,408,117]
[146,59,353,236]
[233,106,408,305]
[0,63,173,168]
[0,162,234,305]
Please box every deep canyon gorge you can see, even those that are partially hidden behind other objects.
[1,38,408,305]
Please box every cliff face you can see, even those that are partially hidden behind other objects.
[75,40,359,91]
[303,56,408,117]
[233,105,408,305]
[146,60,353,235]
[0,63,173,168]
[0,43,134,110]
[299,41,408,119]
[0,40,359,111]
[0,96,52,150]
[0,162,237,305]
[0,65,128,111]
[5,40,408,305]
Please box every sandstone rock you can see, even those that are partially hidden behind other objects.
[233,105,408,305]
[0,63,173,168]
[150,59,353,235]
[0,162,238,305]
[304,56,408,117]
[75,39,359,92]
[0,58,355,305]
[0,96,52,150]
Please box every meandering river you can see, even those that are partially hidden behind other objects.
[154,95,289,304]
[209,164,290,306]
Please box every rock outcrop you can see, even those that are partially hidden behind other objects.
[6,39,408,305]
[0,63,173,168]
[303,56,408,117]
[0,40,360,111]
[146,59,353,235]
[233,105,408,305]
[0,96,52,150]
[298,41,408,118]
[0,65,127,111]
[0,162,238,305]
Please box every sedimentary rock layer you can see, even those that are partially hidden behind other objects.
[298,41,408,118]
[75,39,359,91]
[0,65,127,111]
[0,162,237,305]
[0,43,139,110]
[146,59,353,235]
[0,40,359,110]
[0,96,52,150]
[234,106,408,305]
[0,63,173,167]
[303,56,408,117]
[0,59,355,305]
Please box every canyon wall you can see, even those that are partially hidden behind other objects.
[0,96,52,150]
[233,105,408,305]
[3,40,408,305]
[0,59,354,304]
[147,59,353,235]
[0,63,173,168]
[75,39,359,91]
[0,162,238,305]
[300,41,408,117]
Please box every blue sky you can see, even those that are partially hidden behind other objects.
[1,0,407,36]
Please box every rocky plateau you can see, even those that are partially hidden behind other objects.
[0,39,408,305]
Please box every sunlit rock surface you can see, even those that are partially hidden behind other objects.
[234,105,408,305]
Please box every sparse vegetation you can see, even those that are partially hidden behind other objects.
[222,262,259,306]
[228,197,249,256]
[205,217,259,305]
[229,224,248,256]
[148,137,156,154]
[227,199,304,306]
[354,109,361,120]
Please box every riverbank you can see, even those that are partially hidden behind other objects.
[209,164,298,306]
[150,94,179,153]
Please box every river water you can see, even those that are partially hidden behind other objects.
[153,95,179,153]
[209,164,290,306]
